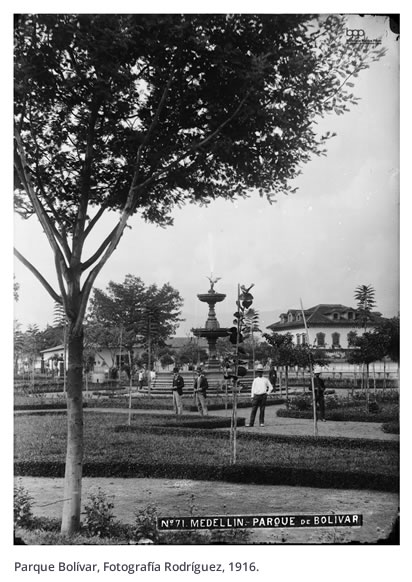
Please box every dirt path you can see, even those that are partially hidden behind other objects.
[16,476,398,544]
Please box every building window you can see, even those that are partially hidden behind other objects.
[296,334,301,345]
[348,312,354,320]
[301,334,307,345]
[288,312,294,322]
[333,312,339,320]
[332,333,340,348]
[316,332,325,347]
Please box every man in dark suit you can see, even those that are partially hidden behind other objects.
[172,367,185,415]
[193,367,209,416]
[314,369,326,421]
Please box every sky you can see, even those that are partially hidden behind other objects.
[12,14,400,338]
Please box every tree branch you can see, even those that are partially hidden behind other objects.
[134,70,175,177]
[54,253,69,312]
[14,127,70,277]
[14,248,62,304]
[84,205,106,239]
[81,224,118,272]
[71,97,101,263]
[75,212,133,333]
[322,64,363,105]
[135,91,251,194]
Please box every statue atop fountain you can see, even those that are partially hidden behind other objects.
[206,274,221,293]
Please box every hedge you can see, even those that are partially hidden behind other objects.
[277,407,398,424]
[14,403,88,411]
[381,421,400,434]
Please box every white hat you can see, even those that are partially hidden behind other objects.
[256,364,264,371]
[313,366,322,374]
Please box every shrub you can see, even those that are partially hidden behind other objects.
[133,503,160,543]
[161,416,245,429]
[289,395,312,411]
[83,488,117,538]
[14,480,34,528]
[381,421,400,434]
[368,401,380,413]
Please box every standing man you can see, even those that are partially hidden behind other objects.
[137,368,144,391]
[193,367,209,416]
[247,364,273,427]
[313,368,326,422]
[171,366,184,415]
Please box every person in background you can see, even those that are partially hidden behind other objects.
[269,365,277,391]
[313,368,326,421]
[193,367,209,416]
[246,363,273,427]
[137,368,144,391]
[171,367,184,415]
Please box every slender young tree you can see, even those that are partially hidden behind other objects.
[354,284,377,332]
[263,331,296,407]
[14,14,385,533]
[354,283,378,392]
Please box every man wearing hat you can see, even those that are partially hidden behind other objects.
[246,364,273,427]
[313,367,326,421]
[193,367,209,416]
[171,367,185,415]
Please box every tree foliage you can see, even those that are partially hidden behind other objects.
[14,14,385,332]
[375,316,399,363]
[354,284,377,330]
[14,275,20,302]
[242,308,261,339]
[263,331,326,369]
[348,316,400,366]
[87,274,183,350]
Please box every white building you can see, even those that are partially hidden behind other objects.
[266,304,397,375]
[267,303,382,349]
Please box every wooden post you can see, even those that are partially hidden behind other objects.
[231,284,242,464]
[128,350,133,426]
[147,315,152,398]
[300,299,317,437]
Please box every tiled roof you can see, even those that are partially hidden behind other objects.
[40,344,64,354]
[268,304,383,330]
[166,336,208,349]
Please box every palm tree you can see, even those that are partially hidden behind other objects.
[354,284,376,400]
[354,284,376,332]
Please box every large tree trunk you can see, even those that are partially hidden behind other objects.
[61,327,84,535]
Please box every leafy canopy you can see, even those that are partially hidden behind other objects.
[14,14,385,229]
[87,274,184,348]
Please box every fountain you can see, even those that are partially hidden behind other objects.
[192,276,230,370]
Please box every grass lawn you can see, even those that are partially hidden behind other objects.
[14,412,399,491]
